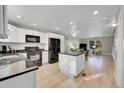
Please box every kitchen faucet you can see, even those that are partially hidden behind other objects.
[7,45,16,54]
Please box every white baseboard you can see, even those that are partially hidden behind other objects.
[102,53,112,55]
[114,71,118,88]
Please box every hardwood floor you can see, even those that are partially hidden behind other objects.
[36,55,116,88]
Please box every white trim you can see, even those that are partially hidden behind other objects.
[102,53,112,55]
[114,71,119,88]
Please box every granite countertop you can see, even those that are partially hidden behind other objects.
[59,51,85,56]
[0,54,38,81]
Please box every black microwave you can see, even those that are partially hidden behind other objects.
[26,35,40,43]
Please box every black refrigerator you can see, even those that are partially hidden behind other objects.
[49,38,60,64]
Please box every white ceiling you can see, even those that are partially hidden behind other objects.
[7,5,120,38]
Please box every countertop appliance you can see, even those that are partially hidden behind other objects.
[25,46,42,67]
[26,35,40,43]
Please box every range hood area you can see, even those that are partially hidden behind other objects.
[0,5,8,39]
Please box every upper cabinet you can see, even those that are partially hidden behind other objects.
[18,28,26,43]
[0,5,8,39]
[40,32,48,44]
[8,24,18,42]
[25,30,40,36]
[0,24,64,48]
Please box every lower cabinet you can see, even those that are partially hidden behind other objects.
[0,71,36,88]
[59,54,69,72]
[42,51,49,64]
[59,54,85,77]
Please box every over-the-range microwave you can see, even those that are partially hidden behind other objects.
[25,35,40,43]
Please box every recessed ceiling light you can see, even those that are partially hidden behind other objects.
[17,16,21,18]
[33,24,37,26]
[55,27,58,30]
[72,33,76,37]
[93,11,99,15]
[70,22,73,25]
[112,23,117,27]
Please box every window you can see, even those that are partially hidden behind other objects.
[96,40,102,48]
[89,40,95,49]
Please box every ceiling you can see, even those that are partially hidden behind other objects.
[7,5,120,38]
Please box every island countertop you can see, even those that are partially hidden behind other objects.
[59,51,85,56]
[0,54,38,81]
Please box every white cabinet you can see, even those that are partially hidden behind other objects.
[25,30,34,35]
[69,56,76,75]
[42,51,49,64]
[18,28,26,43]
[40,32,47,44]
[25,30,40,36]
[0,71,36,88]
[34,31,40,36]
[40,33,48,50]
[59,54,69,72]
[59,53,85,77]
[8,24,18,42]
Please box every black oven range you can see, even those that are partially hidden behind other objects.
[25,46,42,67]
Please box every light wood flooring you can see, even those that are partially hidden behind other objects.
[36,55,116,88]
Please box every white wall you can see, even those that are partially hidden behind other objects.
[113,6,124,88]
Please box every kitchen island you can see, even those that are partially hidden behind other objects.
[59,51,85,78]
[0,54,38,88]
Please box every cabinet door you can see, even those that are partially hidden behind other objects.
[25,30,39,36]
[59,54,69,72]
[8,24,18,42]
[40,33,49,50]
[25,30,34,35]
[40,33,47,44]
[33,31,40,36]
[68,56,76,75]
[42,51,49,64]
[18,28,26,43]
